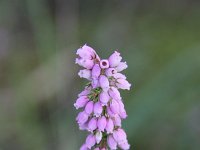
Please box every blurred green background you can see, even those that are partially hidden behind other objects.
[0,0,200,150]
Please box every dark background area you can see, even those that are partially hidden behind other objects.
[0,0,200,149]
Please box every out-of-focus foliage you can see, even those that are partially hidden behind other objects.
[0,0,200,150]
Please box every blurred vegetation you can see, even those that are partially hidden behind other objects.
[0,0,200,150]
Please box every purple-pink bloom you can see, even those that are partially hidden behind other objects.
[108,86,121,101]
[105,68,117,77]
[100,59,109,69]
[115,62,128,72]
[80,144,88,150]
[74,96,89,109]
[93,102,103,117]
[99,75,109,92]
[97,116,107,132]
[85,134,96,149]
[105,118,114,133]
[78,69,91,80]
[107,135,117,150]
[116,78,131,90]
[92,64,101,79]
[110,99,120,114]
[108,51,122,67]
[84,101,94,115]
[75,45,131,150]
[99,91,110,106]
[76,111,89,125]
[88,118,97,132]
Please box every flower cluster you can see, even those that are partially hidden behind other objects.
[75,44,131,150]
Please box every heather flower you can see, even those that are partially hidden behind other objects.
[97,116,107,131]
[85,101,94,115]
[108,51,122,67]
[100,59,109,69]
[75,45,132,150]
[99,75,109,92]
[99,91,110,106]
[74,96,89,109]
[78,69,92,80]
[115,62,128,72]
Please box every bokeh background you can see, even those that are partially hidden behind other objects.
[0,0,200,150]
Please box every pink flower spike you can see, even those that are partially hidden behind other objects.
[85,134,96,149]
[99,75,109,92]
[97,116,107,132]
[100,59,109,69]
[108,51,122,67]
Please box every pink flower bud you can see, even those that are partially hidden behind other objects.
[100,59,109,69]
[76,44,96,59]
[117,100,127,119]
[86,134,96,149]
[113,72,126,80]
[74,96,89,109]
[95,130,102,144]
[110,99,119,114]
[80,144,88,150]
[118,140,130,150]
[92,78,99,88]
[108,87,121,101]
[108,51,122,67]
[92,64,101,79]
[107,106,115,117]
[116,78,131,90]
[78,86,91,97]
[88,118,97,132]
[85,101,94,115]
[76,58,94,69]
[105,118,114,133]
[105,68,117,77]
[115,62,128,72]
[99,91,110,106]
[107,135,117,150]
[97,116,107,131]
[93,102,103,117]
[76,111,89,125]
[113,115,122,127]
[113,128,127,144]
[79,122,88,130]
[99,75,109,92]
[78,69,91,80]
